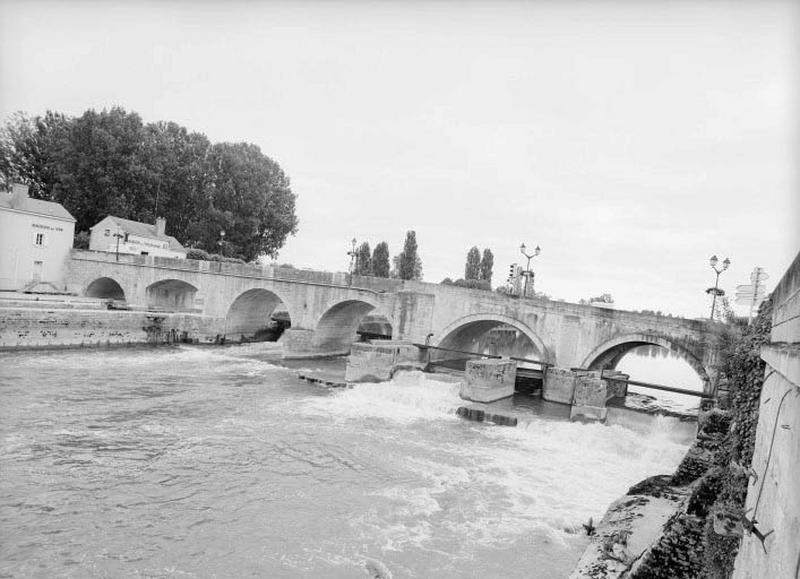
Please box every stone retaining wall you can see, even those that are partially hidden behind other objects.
[732,252,800,579]
[0,307,221,349]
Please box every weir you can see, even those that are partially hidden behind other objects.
[345,341,709,422]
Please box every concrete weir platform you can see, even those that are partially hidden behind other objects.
[459,358,517,403]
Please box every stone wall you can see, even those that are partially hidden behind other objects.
[0,307,221,349]
[732,252,800,579]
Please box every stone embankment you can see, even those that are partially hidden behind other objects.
[572,251,800,579]
[570,410,732,579]
[0,294,219,349]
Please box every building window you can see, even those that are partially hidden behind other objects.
[105,229,111,237]
[34,233,45,246]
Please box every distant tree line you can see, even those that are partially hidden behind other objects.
[0,107,298,261]
[352,231,422,281]
[441,246,494,290]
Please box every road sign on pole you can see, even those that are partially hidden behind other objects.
[738,267,769,322]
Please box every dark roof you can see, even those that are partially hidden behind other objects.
[100,216,186,252]
[0,194,75,221]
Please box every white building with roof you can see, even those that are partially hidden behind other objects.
[0,183,76,292]
[89,216,187,259]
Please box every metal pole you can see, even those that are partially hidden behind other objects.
[710,270,719,320]
[523,255,531,297]
[749,268,761,323]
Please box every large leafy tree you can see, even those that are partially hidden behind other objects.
[0,111,70,197]
[191,142,298,261]
[136,121,211,243]
[372,242,390,278]
[464,246,481,280]
[354,241,372,276]
[0,107,298,261]
[480,248,494,284]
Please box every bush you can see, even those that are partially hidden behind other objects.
[631,512,705,578]
[452,278,491,291]
[187,248,210,260]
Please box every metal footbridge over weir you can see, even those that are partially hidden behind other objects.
[66,249,724,393]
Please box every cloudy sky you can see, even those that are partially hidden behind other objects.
[1,0,797,318]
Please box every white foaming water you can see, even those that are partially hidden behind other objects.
[294,370,691,563]
[1,349,694,578]
[298,371,463,424]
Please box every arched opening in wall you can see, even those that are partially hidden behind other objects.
[434,320,543,371]
[585,340,708,411]
[225,289,292,342]
[312,300,378,354]
[146,279,198,312]
[85,277,126,302]
[356,314,393,342]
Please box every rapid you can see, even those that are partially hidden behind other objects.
[0,346,694,578]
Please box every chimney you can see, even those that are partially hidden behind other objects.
[10,183,29,208]
[155,217,166,237]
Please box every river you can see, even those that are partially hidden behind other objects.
[0,346,694,578]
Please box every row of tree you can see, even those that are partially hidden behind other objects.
[441,246,495,290]
[0,108,298,261]
[352,231,423,281]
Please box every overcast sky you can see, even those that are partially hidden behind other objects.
[1,0,797,318]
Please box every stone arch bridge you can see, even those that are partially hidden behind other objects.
[66,250,723,390]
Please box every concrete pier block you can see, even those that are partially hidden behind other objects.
[570,372,609,422]
[345,342,399,382]
[542,367,577,404]
[344,341,426,383]
[280,328,316,359]
[460,359,517,403]
[602,370,630,399]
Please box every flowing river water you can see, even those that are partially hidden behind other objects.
[0,346,695,578]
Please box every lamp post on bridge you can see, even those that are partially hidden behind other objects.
[113,224,124,262]
[519,243,541,298]
[707,254,730,320]
[347,237,358,275]
[218,230,226,257]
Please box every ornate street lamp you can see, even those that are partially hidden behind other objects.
[113,224,124,262]
[347,238,358,275]
[706,254,730,320]
[218,230,226,257]
[519,243,541,298]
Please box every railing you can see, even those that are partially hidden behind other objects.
[414,343,552,368]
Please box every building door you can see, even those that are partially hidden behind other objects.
[32,260,43,282]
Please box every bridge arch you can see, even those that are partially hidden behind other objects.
[580,333,710,386]
[357,313,393,341]
[312,298,388,354]
[434,313,552,363]
[146,279,198,312]
[85,277,126,301]
[224,288,294,342]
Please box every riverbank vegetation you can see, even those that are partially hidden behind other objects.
[0,108,298,261]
